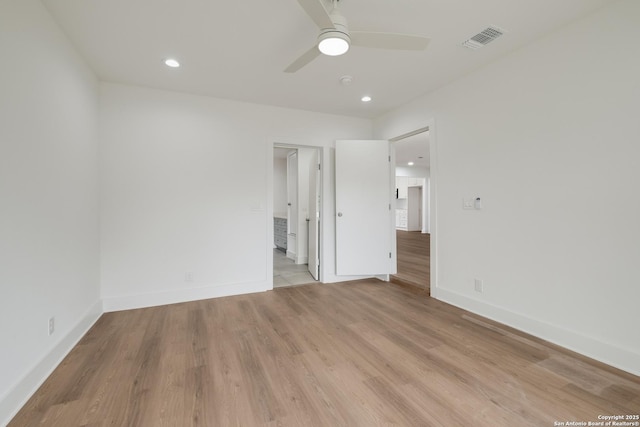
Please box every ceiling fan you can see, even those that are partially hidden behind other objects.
[285,0,430,73]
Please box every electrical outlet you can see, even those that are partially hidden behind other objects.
[474,279,483,293]
[48,317,55,336]
[185,271,194,282]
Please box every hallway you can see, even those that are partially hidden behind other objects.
[273,249,316,288]
[392,230,430,292]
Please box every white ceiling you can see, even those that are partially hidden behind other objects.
[42,0,613,119]
[394,131,430,168]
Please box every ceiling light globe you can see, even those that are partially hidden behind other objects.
[318,31,350,56]
[164,58,180,68]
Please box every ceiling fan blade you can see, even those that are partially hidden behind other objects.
[350,32,430,51]
[284,45,321,73]
[296,0,334,29]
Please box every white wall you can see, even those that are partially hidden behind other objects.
[375,0,640,375]
[99,83,372,310]
[395,165,429,178]
[0,0,101,423]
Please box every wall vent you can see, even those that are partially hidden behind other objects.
[462,26,505,50]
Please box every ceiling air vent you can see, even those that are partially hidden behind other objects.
[462,26,505,50]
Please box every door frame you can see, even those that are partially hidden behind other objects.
[389,123,438,296]
[268,142,324,287]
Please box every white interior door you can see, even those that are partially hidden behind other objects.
[335,140,394,275]
[286,151,298,260]
[308,150,320,280]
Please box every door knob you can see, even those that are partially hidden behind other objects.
[337,212,343,217]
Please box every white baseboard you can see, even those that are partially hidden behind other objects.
[0,300,103,427]
[102,280,270,312]
[432,287,640,377]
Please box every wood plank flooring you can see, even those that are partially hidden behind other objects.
[10,280,640,426]
[393,230,430,291]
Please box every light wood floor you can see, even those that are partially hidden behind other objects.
[393,230,430,292]
[10,280,639,426]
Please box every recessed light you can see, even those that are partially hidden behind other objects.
[164,58,180,68]
[361,96,372,102]
[408,162,414,166]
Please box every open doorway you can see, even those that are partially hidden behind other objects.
[391,128,431,292]
[273,145,321,287]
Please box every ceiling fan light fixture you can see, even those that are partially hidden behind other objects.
[318,30,350,56]
[284,0,429,73]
